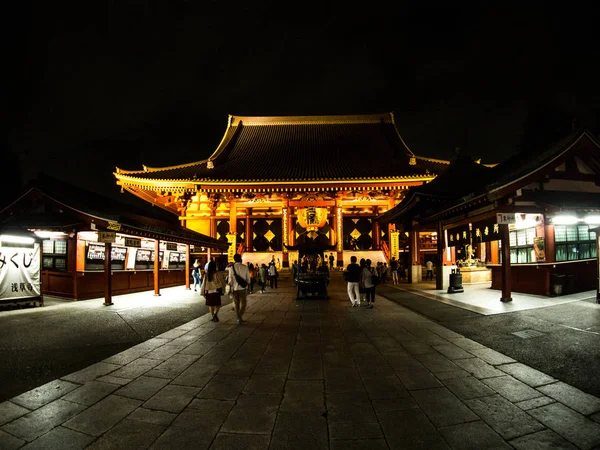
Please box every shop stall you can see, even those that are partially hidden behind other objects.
[380,129,600,300]
[0,227,43,307]
[0,175,229,305]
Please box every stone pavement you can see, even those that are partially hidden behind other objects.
[1,275,599,449]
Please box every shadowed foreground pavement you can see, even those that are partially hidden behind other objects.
[1,275,599,449]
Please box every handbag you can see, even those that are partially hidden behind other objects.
[233,266,248,288]
[371,268,380,285]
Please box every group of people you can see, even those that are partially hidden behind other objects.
[385,257,408,284]
[344,256,378,308]
[191,253,411,322]
[191,255,281,325]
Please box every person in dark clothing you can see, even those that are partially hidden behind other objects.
[329,253,335,270]
[344,255,362,307]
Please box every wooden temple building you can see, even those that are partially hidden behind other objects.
[0,175,228,305]
[114,113,452,268]
[380,128,600,300]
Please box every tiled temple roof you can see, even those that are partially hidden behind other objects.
[379,129,600,226]
[116,113,449,183]
[1,174,228,249]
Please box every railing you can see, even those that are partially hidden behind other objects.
[381,241,390,263]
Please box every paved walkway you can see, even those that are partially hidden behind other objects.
[1,276,599,449]
[394,281,597,315]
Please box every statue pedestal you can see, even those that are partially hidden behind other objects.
[459,266,492,284]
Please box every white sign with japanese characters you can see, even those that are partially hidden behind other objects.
[496,213,516,225]
[0,243,41,300]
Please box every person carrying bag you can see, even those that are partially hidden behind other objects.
[202,260,225,322]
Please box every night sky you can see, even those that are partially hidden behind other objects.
[5,3,600,207]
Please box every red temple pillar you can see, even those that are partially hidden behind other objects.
[154,239,161,296]
[373,220,381,250]
[435,222,444,290]
[500,224,512,302]
[409,230,421,283]
[185,244,190,290]
[103,241,113,306]
[245,208,252,252]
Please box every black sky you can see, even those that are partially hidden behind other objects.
[6,3,600,205]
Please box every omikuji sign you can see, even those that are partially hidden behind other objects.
[0,243,41,300]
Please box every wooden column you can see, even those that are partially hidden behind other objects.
[103,242,113,306]
[208,206,216,262]
[71,233,79,300]
[245,208,252,252]
[409,230,421,284]
[229,200,237,234]
[544,222,555,263]
[436,221,444,290]
[289,207,295,246]
[154,239,161,296]
[185,244,190,290]
[330,209,336,246]
[209,206,217,238]
[500,224,512,302]
[335,196,343,267]
[281,203,289,267]
[373,221,381,250]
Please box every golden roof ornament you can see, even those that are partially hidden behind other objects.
[207,160,214,169]
[409,157,416,165]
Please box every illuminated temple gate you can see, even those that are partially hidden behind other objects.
[114,113,450,267]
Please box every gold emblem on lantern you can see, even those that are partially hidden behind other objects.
[297,207,327,239]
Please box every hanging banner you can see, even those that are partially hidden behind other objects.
[389,231,400,260]
[227,233,236,263]
[471,217,501,243]
[446,224,471,247]
[533,237,545,261]
[0,243,41,300]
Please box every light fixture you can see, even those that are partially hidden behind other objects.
[34,231,68,239]
[584,215,600,225]
[552,215,579,225]
[0,235,35,245]
[514,214,542,230]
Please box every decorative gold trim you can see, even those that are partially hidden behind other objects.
[114,173,435,187]
[229,113,393,126]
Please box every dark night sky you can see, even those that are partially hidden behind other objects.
[5,3,600,206]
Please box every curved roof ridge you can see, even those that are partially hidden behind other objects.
[414,155,451,164]
[115,158,210,175]
[228,113,393,126]
[206,115,240,163]
[389,111,415,157]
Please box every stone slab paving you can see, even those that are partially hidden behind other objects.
[0,277,599,449]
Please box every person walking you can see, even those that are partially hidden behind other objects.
[201,260,225,322]
[259,263,268,293]
[291,260,299,285]
[361,259,376,308]
[192,259,201,291]
[328,253,335,270]
[248,262,255,294]
[227,254,251,324]
[390,257,399,284]
[425,260,434,280]
[268,262,278,288]
[344,255,362,307]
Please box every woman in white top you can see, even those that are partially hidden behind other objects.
[202,261,225,322]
